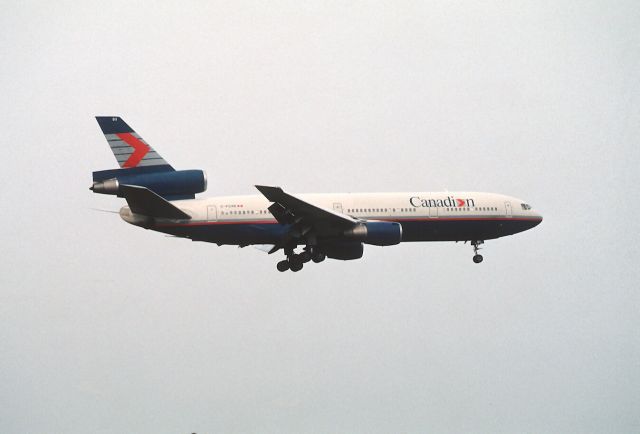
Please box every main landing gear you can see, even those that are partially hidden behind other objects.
[472,240,484,263]
[277,246,326,272]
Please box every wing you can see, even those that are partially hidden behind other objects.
[255,185,357,252]
[255,185,356,227]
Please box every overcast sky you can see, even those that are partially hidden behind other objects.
[1,1,639,433]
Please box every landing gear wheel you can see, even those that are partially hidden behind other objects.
[287,254,304,272]
[311,252,326,263]
[289,258,303,272]
[299,251,312,263]
[277,260,290,272]
[470,240,485,264]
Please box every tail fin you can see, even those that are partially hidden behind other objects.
[95,116,173,169]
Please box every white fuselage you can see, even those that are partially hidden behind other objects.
[121,191,542,246]
[163,191,540,223]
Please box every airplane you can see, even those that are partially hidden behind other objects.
[91,116,543,272]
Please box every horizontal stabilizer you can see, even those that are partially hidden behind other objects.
[118,185,191,220]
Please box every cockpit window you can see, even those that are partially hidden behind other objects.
[521,203,532,210]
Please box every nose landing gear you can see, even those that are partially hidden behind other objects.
[472,240,484,263]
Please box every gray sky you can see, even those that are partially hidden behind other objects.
[1,1,639,433]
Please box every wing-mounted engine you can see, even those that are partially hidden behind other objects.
[343,221,402,246]
[91,167,207,200]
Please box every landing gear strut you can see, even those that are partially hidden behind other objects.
[472,240,484,263]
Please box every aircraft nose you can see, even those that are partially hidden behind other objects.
[533,211,543,226]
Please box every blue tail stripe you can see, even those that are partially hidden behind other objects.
[95,116,134,134]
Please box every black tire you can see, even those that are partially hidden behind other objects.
[277,260,290,272]
[473,254,483,264]
[300,251,312,263]
[312,253,326,263]
[290,259,303,272]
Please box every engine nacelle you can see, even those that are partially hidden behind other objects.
[343,221,402,246]
[320,241,364,261]
[91,169,207,199]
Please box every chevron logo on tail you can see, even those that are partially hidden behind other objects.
[115,132,150,167]
[96,117,171,169]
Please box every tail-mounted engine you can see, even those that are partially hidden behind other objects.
[91,167,206,200]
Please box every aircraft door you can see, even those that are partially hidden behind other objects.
[429,205,438,218]
[207,205,218,221]
[333,203,343,214]
[504,201,512,217]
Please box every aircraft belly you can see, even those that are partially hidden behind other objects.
[154,218,541,246]
[398,219,539,242]
[157,223,287,245]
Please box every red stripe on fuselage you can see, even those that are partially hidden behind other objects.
[117,133,150,167]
